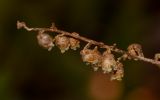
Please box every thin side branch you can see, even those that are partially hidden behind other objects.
[17,21,160,67]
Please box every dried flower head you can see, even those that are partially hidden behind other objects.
[55,35,70,53]
[127,43,144,58]
[111,62,124,81]
[69,38,80,50]
[101,51,116,74]
[37,33,54,51]
[80,46,102,69]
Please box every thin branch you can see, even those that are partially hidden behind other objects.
[17,21,160,68]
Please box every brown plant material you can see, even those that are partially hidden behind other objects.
[80,46,102,69]
[55,35,70,53]
[127,43,144,60]
[37,32,54,51]
[111,62,124,81]
[101,51,116,74]
[69,38,80,50]
[17,21,160,81]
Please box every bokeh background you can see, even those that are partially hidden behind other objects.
[0,0,160,100]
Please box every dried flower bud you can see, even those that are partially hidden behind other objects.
[101,51,116,74]
[69,38,80,50]
[111,62,124,81]
[127,44,144,58]
[80,46,102,67]
[37,33,54,51]
[55,35,70,53]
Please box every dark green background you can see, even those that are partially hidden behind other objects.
[0,0,160,100]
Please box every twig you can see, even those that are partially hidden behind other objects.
[16,21,160,67]
[17,21,160,80]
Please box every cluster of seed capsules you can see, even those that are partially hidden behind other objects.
[17,21,160,81]
[37,32,124,81]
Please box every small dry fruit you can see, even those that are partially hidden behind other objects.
[37,33,54,51]
[55,35,70,53]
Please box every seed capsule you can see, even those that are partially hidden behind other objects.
[80,46,102,67]
[101,51,116,74]
[127,43,144,57]
[55,35,70,53]
[111,62,124,81]
[69,38,80,50]
[37,33,54,51]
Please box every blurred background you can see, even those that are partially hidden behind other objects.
[0,0,160,100]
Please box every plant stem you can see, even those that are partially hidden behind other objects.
[17,21,160,67]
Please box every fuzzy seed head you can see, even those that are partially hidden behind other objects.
[69,38,80,50]
[111,62,124,81]
[101,51,116,74]
[37,33,54,51]
[55,35,70,53]
[80,47,102,66]
[127,43,144,57]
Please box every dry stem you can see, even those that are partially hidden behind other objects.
[17,21,160,67]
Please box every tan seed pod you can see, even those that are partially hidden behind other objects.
[69,38,80,50]
[111,62,124,81]
[101,51,116,74]
[55,35,70,53]
[127,43,144,58]
[80,46,102,67]
[37,33,54,51]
